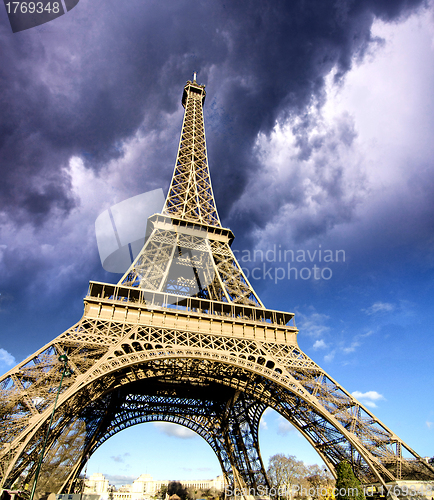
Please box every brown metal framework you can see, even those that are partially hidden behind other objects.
[1,78,434,497]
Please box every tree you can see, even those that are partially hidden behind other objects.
[267,454,307,499]
[186,486,196,500]
[158,485,168,500]
[168,481,188,500]
[335,461,365,500]
[185,486,219,500]
[305,464,334,500]
[202,488,212,499]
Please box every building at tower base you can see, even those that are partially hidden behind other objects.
[83,473,225,500]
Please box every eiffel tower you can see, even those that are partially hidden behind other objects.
[1,76,434,498]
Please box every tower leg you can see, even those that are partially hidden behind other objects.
[219,391,269,498]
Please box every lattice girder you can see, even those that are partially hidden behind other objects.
[2,78,434,497]
[59,384,268,495]
[119,77,262,306]
[119,215,263,307]
[163,80,220,227]
[2,305,433,492]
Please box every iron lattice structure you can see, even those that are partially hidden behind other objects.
[1,78,434,497]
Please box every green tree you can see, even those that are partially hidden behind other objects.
[335,461,365,500]
[168,481,188,500]
[158,485,168,500]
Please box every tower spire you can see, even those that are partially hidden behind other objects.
[119,79,262,305]
[162,78,221,227]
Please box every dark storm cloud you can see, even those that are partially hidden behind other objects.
[226,110,367,250]
[204,0,427,220]
[0,0,427,228]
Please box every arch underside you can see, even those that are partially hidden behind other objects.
[62,380,269,495]
[1,318,434,495]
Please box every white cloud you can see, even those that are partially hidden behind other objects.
[342,341,360,354]
[426,421,434,429]
[323,12,434,197]
[324,350,336,363]
[0,135,173,311]
[277,417,295,436]
[352,390,385,408]
[359,330,374,338]
[313,339,327,350]
[297,310,331,338]
[0,348,16,367]
[237,107,366,247]
[230,8,434,276]
[261,407,275,429]
[363,302,395,315]
[153,422,197,439]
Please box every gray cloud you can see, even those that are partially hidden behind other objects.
[1,0,432,362]
[110,453,130,463]
[0,0,427,227]
[230,110,367,245]
[104,474,136,486]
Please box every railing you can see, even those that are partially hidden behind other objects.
[86,281,296,328]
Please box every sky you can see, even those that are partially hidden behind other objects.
[1,0,434,488]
